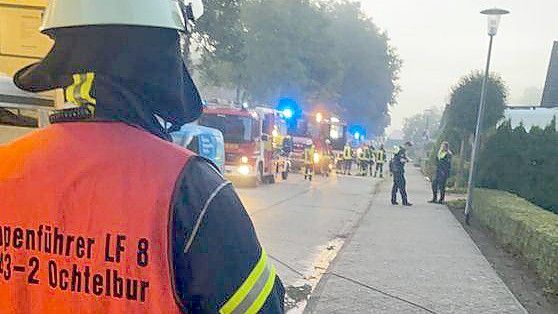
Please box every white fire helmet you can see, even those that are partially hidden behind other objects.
[40,0,205,33]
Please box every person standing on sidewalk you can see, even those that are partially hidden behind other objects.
[391,142,413,206]
[429,141,453,204]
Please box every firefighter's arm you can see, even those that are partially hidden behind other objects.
[171,157,285,313]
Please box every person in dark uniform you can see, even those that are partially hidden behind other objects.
[429,141,452,204]
[3,1,285,312]
[391,143,413,206]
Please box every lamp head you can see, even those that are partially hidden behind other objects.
[481,8,509,36]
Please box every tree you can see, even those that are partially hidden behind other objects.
[327,1,401,135]
[194,0,247,92]
[240,0,340,102]
[444,72,507,135]
[402,108,442,158]
[438,71,508,187]
[194,0,402,135]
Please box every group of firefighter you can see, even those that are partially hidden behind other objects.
[340,143,387,177]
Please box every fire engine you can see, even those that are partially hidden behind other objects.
[287,111,347,175]
[199,101,291,186]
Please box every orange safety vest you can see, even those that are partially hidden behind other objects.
[0,122,193,313]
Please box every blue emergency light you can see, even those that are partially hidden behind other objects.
[282,108,294,119]
[349,125,366,141]
[277,98,299,120]
[354,132,361,140]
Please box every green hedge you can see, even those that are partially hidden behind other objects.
[470,189,558,294]
[477,119,558,214]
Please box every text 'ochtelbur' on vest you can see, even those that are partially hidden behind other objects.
[0,224,151,302]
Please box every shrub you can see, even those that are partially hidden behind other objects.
[477,118,558,214]
[472,189,558,293]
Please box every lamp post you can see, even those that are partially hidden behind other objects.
[464,8,509,224]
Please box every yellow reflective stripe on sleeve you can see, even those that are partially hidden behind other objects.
[220,249,276,314]
[80,72,97,105]
[65,74,81,104]
[245,265,276,314]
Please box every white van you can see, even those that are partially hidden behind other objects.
[0,75,53,144]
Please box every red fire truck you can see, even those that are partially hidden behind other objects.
[198,102,290,186]
[288,111,347,175]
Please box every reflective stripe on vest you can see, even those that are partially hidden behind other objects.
[65,73,97,114]
[220,249,276,314]
[343,146,352,159]
[438,149,448,160]
[0,122,192,313]
[376,150,385,163]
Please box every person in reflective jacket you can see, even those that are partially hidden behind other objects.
[303,143,316,181]
[429,141,452,204]
[0,0,284,313]
[374,145,387,178]
[342,142,353,175]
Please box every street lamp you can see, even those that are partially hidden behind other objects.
[464,8,509,224]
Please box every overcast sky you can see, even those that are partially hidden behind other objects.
[359,0,558,133]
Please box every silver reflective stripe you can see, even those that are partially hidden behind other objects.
[183,181,232,253]
[230,261,273,314]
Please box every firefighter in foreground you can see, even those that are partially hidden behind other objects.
[0,0,284,312]
[391,142,413,206]
[429,141,453,204]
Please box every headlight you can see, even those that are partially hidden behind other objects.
[241,156,249,164]
[238,165,250,176]
[313,152,320,163]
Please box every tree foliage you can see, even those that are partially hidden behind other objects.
[240,0,339,102]
[195,0,246,88]
[444,72,508,136]
[194,0,401,134]
[402,108,442,148]
[327,1,401,135]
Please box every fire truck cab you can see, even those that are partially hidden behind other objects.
[287,111,347,175]
[199,103,290,186]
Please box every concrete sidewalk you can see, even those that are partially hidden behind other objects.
[306,167,526,313]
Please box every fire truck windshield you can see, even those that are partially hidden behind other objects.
[199,113,255,143]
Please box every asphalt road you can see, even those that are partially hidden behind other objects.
[235,172,382,312]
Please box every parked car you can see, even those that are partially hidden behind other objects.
[171,124,225,174]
